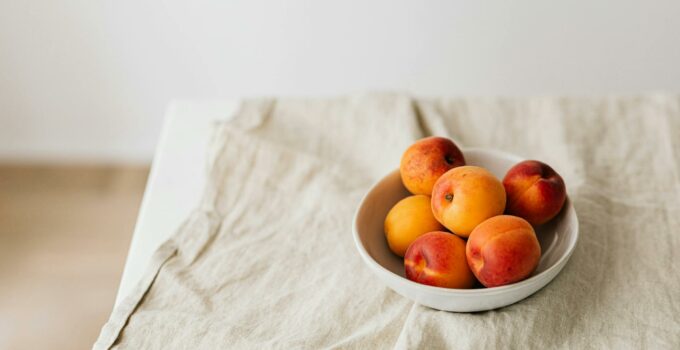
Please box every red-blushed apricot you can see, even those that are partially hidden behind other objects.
[466,215,541,287]
[404,231,476,289]
[503,160,566,226]
[400,137,465,195]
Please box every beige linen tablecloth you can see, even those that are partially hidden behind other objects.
[95,94,680,349]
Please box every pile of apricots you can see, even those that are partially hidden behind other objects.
[384,137,566,288]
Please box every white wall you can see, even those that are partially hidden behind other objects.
[1,1,679,162]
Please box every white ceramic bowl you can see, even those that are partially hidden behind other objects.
[352,148,579,312]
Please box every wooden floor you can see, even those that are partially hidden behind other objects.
[0,165,149,350]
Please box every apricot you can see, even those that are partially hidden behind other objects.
[466,215,541,288]
[503,160,566,226]
[400,136,465,195]
[404,231,476,289]
[384,195,445,257]
[431,166,506,238]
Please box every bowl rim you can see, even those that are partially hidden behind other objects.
[352,147,579,296]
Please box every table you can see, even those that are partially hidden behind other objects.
[114,100,240,306]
